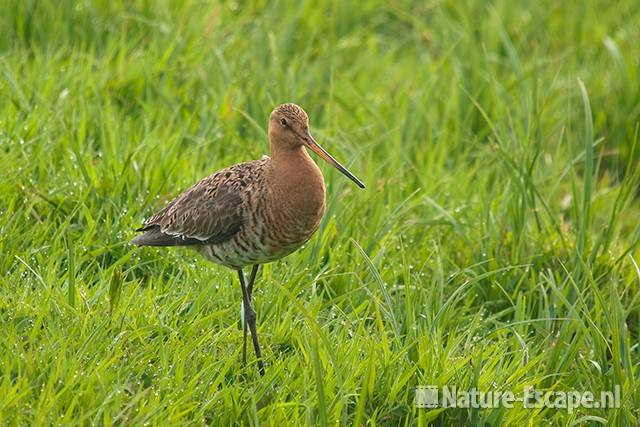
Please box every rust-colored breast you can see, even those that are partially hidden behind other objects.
[261,147,326,258]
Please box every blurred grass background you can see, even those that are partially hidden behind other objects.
[1,0,639,425]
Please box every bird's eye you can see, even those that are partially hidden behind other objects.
[280,118,287,127]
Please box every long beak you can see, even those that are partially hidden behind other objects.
[303,133,365,189]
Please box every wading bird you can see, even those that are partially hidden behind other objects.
[131,104,365,374]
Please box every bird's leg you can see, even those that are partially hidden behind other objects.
[237,269,249,368]
[245,265,262,373]
[247,264,259,300]
[238,270,248,368]
[237,268,265,375]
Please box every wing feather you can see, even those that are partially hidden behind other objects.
[131,163,257,247]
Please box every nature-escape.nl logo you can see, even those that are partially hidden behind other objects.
[415,385,621,413]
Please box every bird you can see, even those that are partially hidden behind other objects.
[131,103,365,375]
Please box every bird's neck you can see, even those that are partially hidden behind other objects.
[270,144,324,187]
[268,144,326,212]
[270,142,309,164]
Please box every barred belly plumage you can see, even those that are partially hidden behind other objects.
[197,226,270,269]
[197,206,321,270]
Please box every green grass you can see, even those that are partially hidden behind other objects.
[1,0,640,425]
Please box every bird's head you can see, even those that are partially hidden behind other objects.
[268,103,365,189]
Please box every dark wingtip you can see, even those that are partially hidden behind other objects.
[130,234,145,245]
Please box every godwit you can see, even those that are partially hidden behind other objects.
[131,103,364,374]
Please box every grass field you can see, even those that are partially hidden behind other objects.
[2,0,640,425]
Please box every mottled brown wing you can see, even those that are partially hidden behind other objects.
[131,172,245,247]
